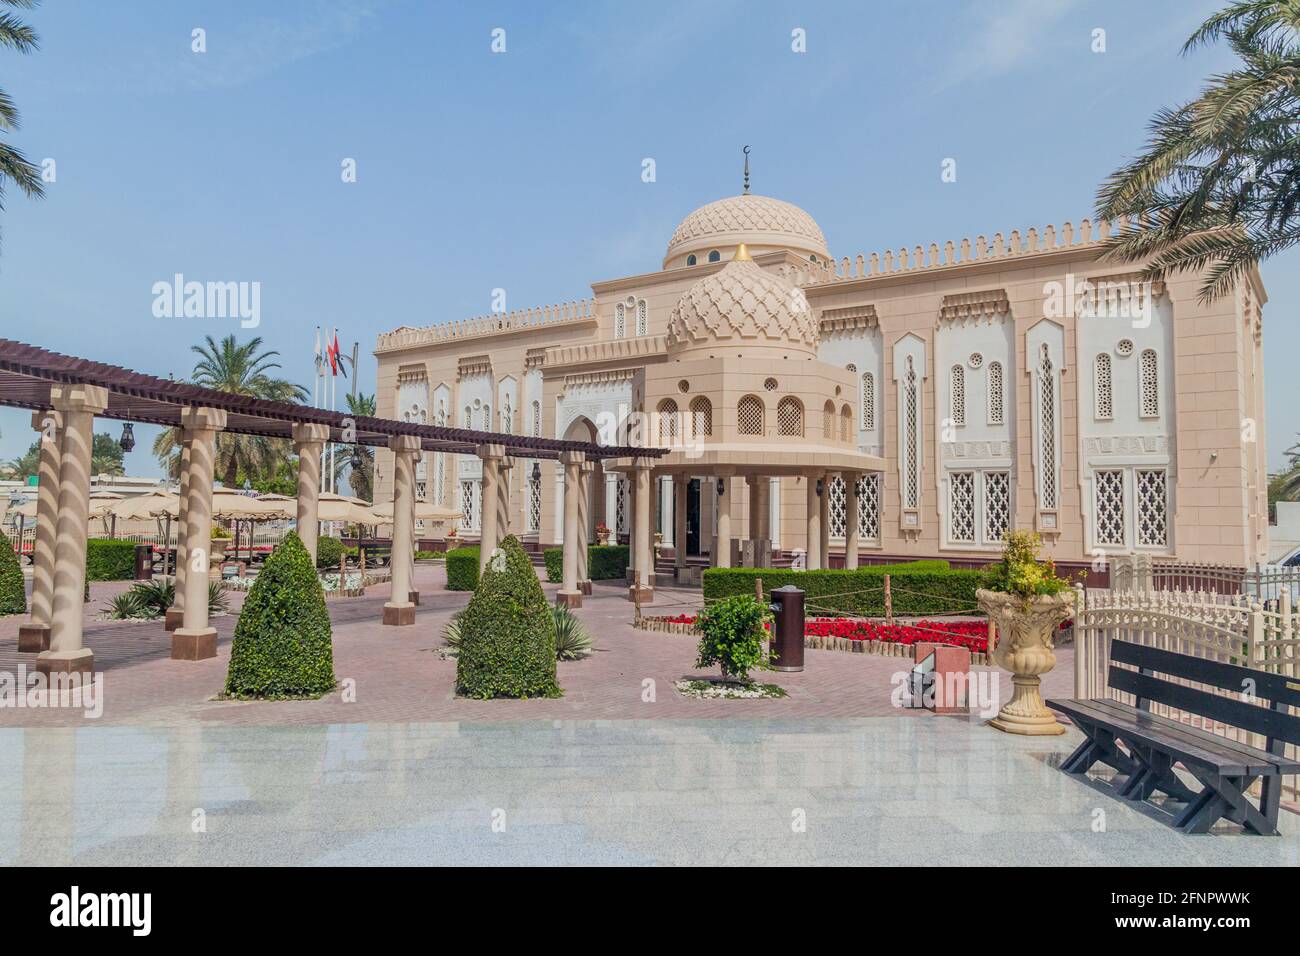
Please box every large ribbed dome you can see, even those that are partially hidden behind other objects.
[664,194,829,268]
[666,247,819,360]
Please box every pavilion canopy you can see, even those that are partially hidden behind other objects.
[0,338,665,463]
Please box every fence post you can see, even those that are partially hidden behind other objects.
[1073,583,1087,700]
[755,576,763,603]
[883,573,892,624]
[1281,589,1294,678]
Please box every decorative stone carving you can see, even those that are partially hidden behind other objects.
[1083,435,1170,457]
[977,588,1076,735]
[665,194,828,264]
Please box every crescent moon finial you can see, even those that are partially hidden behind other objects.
[742,145,750,194]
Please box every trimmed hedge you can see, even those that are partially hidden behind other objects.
[315,535,346,569]
[542,544,630,583]
[224,533,336,699]
[0,529,25,615]
[86,538,137,581]
[701,561,985,617]
[455,535,560,699]
[445,545,480,590]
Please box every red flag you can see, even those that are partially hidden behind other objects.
[332,331,347,378]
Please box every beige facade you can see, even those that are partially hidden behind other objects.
[374,193,1270,570]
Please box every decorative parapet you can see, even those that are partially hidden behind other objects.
[939,289,1010,324]
[456,354,492,379]
[819,304,879,333]
[396,364,428,383]
[791,215,1137,287]
[375,298,598,353]
[545,334,665,369]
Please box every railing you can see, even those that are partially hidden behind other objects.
[1109,553,1300,602]
[1074,584,1300,803]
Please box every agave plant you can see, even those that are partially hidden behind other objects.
[130,578,175,617]
[208,581,230,615]
[552,605,593,661]
[442,610,464,652]
[106,591,150,620]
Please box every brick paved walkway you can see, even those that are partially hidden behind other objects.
[0,565,1074,726]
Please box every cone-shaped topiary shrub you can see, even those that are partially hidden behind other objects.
[224,532,336,699]
[0,529,25,616]
[455,534,560,699]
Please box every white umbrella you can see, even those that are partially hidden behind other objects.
[107,489,179,520]
[10,491,122,520]
[366,499,461,524]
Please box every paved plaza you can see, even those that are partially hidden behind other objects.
[1,566,1296,865]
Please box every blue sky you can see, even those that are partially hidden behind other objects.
[0,0,1295,474]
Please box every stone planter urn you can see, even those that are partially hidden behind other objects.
[977,588,1075,736]
[209,536,228,564]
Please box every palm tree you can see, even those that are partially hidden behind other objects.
[1096,0,1300,302]
[332,392,376,501]
[153,335,308,487]
[0,1,44,243]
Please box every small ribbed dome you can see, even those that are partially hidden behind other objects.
[666,248,819,359]
[665,194,829,267]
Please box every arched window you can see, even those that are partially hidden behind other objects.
[614,302,626,338]
[707,250,720,263]
[950,364,966,427]
[635,300,648,336]
[1139,348,1159,417]
[840,404,853,442]
[1038,345,1058,510]
[737,395,764,435]
[482,405,491,430]
[686,254,697,266]
[501,395,512,434]
[778,397,803,437]
[1094,353,1113,420]
[434,406,447,504]
[988,361,1005,425]
[689,396,713,437]
[822,400,836,439]
[903,357,919,509]
[860,372,875,430]
[531,399,541,437]
[463,405,471,428]
[656,398,679,445]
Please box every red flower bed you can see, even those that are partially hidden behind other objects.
[660,614,698,625]
[803,618,989,654]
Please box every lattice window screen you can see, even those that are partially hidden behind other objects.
[481,405,491,430]
[434,409,446,504]
[861,372,874,429]
[531,400,541,437]
[1139,349,1159,417]
[1095,469,1125,546]
[857,473,880,541]
[635,300,648,336]
[987,361,1004,425]
[828,477,846,538]
[657,399,678,444]
[950,365,966,426]
[616,478,628,534]
[840,406,852,442]
[949,472,976,542]
[738,396,763,435]
[1038,347,1058,509]
[822,401,835,439]
[527,469,542,532]
[904,359,919,509]
[984,471,1010,543]
[778,397,803,437]
[1137,468,1167,546]
[614,302,625,338]
[689,396,712,437]
[1094,353,1113,420]
[502,397,512,434]
[460,479,481,531]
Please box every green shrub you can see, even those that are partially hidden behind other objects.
[224,532,336,699]
[106,590,150,620]
[455,535,560,699]
[445,546,480,590]
[131,577,175,615]
[701,561,982,617]
[315,535,346,569]
[542,544,630,583]
[695,594,771,682]
[552,605,593,660]
[85,538,137,581]
[0,529,24,615]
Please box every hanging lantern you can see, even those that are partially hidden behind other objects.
[118,421,136,453]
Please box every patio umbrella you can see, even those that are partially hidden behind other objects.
[366,499,461,524]
[210,490,293,563]
[10,491,122,520]
[106,489,179,520]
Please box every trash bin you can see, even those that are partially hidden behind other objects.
[768,584,805,672]
[133,543,154,581]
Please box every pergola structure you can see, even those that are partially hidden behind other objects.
[0,338,664,673]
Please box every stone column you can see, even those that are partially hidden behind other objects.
[819,473,831,569]
[715,475,733,568]
[165,440,191,631]
[674,475,688,576]
[805,475,821,570]
[383,435,420,626]
[558,451,584,608]
[660,475,674,548]
[172,406,227,661]
[629,460,653,603]
[757,476,771,540]
[477,443,504,572]
[496,456,513,542]
[19,409,62,652]
[577,460,592,594]
[292,423,330,563]
[844,472,861,569]
[405,459,419,604]
[746,475,759,541]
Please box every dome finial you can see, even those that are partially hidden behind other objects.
[742,145,751,194]
[735,243,751,261]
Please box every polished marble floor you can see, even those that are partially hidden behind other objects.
[3,718,1296,866]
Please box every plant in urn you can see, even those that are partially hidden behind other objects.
[977,531,1076,735]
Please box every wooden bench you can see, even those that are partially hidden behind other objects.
[1047,640,1300,835]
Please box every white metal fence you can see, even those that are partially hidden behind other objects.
[1074,584,1300,802]
[1109,553,1300,602]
